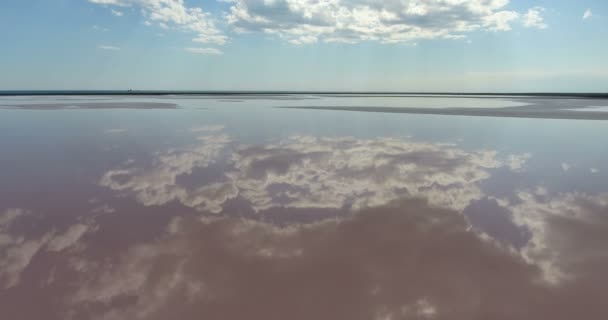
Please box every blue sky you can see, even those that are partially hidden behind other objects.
[0,0,606,91]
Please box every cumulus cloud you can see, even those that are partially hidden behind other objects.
[583,9,593,20]
[97,45,121,51]
[90,0,548,47]
[185,47,223,55]
[483,9,520,31]
[111,9,124,16]
[92,25,109,32]
[523,6,548,29]
[225,0,545,44]
[561,162,571,172]
[89,0,127,5]
[89,0,227,45]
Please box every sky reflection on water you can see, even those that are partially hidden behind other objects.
[1,95,608,320]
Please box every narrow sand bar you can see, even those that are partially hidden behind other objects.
[280,98,608,120]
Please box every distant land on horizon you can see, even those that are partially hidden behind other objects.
[1,90,608,99]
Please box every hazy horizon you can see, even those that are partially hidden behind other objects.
[2,90,608,95]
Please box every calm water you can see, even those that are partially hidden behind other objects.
[1,95,608,320]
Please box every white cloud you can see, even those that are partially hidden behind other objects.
[92,25,109,32]
[89,0,227,45]
[561,163,571,172]
[226,0,544,44]
[185,47,223,55]
[89,0,126,5]
[583,9,593,20]
[590,168,599,174]
[483,10,520,31]
[97,45,121,51]
[90,0,547,47]
[111,9,124,17]
[523,7,548,29]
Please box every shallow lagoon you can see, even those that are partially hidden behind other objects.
[1,95,607,319]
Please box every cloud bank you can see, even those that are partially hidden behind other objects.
[226,0,547,44]
[89,0,227,45]
[89,0,547,46]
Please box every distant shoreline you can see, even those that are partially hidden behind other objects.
[1,91,608,99]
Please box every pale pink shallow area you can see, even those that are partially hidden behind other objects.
[1,95,608,320]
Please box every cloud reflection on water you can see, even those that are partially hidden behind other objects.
[2,129,608,320]
[510,190,608,285]
[0,209,97,289]
[5,193,602,320]
[101,131,522,215]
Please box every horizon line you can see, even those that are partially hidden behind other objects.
[1,90,608,99]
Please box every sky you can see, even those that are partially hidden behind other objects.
[0,0,607,92]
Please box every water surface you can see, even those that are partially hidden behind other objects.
[1,95,607,320]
